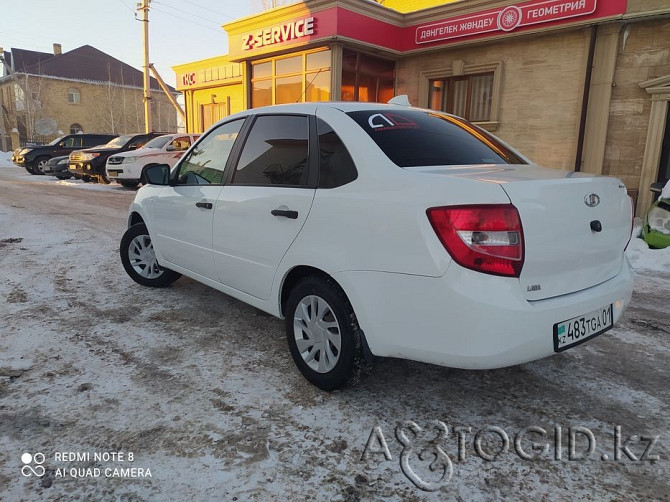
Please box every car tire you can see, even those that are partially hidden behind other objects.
[32,156,49,174]
[285,275,364,391]
[81,175,91,182]
[120,223,181,288]
[119,180,139,188]
[99,174,111,184]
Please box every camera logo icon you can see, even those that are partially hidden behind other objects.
[21,453,45,477]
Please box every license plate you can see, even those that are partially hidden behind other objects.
[108,171,118,177]
[554,305,613,352]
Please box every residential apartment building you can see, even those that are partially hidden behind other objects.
[0,44,178,151]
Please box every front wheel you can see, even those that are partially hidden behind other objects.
[285,275,364,391]
[120,223,181,288]
[32,156,49,174]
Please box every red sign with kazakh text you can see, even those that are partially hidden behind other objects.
[416,0,598,45]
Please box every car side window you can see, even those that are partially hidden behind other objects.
[63,137,76,147]
[172,136,191,151]
[128,136,149,150]
[176,119,244,185]
[232,115,309,186]
[317,119,358,188]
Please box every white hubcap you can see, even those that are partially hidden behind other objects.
[293,295,341,373]
[128,235,163,279]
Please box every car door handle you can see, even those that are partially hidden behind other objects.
[195,202,213,209]
[271,209,299,219]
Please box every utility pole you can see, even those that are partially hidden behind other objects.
[139,0,152,133]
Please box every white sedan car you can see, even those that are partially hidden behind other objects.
[106,133,200,188]
[120,102,634,390]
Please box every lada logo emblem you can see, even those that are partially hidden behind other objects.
[584,193,600,207]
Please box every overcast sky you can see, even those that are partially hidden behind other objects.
[1,0,287,86]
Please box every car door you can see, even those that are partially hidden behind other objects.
[152,119,246,280]
[212,114,317,300]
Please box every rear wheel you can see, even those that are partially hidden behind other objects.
[120,223,181,288]
[285,275,364,391]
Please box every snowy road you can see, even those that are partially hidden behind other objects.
[0,163,668,501]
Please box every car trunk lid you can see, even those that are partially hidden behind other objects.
[410,164,632,300]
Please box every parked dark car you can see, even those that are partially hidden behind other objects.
[41,155,72,179]
[68,132,169,183]
[13,134,117,175]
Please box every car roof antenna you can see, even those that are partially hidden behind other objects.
[387,95,411,106]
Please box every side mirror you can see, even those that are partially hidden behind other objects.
[141,164,171,186]
[166,144,176,151]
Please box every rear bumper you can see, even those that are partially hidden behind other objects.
[334,257,633,369]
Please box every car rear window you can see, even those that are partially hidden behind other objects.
[346,110,526,167]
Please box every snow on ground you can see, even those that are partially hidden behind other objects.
[626,221,670,273]
[0,150,13,165]
[0,164,668,501]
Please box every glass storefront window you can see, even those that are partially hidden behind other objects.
[276,75,303,104]
[306,50,331,71]
[305,70,331,102]
[252,79,272,108]
[251,49,331,107]
[276,55,302,75]
[340,49,396,103]
[253,61,272,79]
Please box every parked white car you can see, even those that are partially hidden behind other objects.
[120,102,634,390]
[106,133,200,188]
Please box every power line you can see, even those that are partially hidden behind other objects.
[167,0,237,20]
[153,1,223,26]
[151,6,224,34]
[115,0,136,14]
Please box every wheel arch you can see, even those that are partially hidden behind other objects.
[278,265,375,362]
[128,211,145,228]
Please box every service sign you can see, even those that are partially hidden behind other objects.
[242,16,315,51]
[416,0,598,44]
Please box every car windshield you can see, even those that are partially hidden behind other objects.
[47,136,65,146]
[346,109,527,167]
[142,136,173,150]
[104,134,136,148]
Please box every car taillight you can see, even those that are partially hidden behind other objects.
[427,204,524,277]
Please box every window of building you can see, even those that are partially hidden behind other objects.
[232,115,309,186]
[70,123,83,134]
[177,119,244,185]
[421,62,503,130]
[341,49,395,103]
[429,73,494,122]
[68,88,80,104]
[251,49,331,108]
